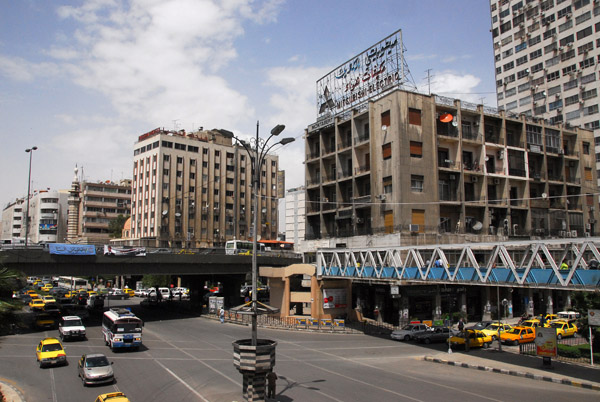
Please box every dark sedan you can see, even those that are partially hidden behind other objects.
[414,326,458,344]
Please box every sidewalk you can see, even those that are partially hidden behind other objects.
[0,378,25,402]
[424,347,600,391]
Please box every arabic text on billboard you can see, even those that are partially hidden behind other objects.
[316,29,403,120]
[49,243,96,256]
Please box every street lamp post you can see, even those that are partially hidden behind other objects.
[223,123,294,401]
[24,146,38,249]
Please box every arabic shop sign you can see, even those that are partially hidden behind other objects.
[316,29,404,119]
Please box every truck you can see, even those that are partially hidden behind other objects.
[59,316,87,341]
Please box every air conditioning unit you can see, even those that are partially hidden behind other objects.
[559,230,566,237]
[498,150,504,159]
[378,194,386,201]
[580,85,586,90]
[409,224,420,232]
[571,230,577,237]
[586,223,591,230]
[567,42,573,47]
[471,176,478,183]
[356,217,364,224]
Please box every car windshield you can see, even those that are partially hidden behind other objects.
[115,323,142,333]
[507,328,521,334]
[550,323,564,328]
[64,319,82,326]
[42,343,62,352]
[401,325,414,330]
[85,356,109,367]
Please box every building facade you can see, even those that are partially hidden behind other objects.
[304,88,599,247]
[284,186,306,251]
[66,178,132,245]
[131,128,283,248]
[490,0,600,184]
[1,198,25,242]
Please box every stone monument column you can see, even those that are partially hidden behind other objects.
[66,167,81,243]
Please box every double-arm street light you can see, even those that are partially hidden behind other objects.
[220,122,295,346]
[24,146,38,249]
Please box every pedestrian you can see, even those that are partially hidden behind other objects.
[458,318,465,331]
[589,259,599,269]
[266,370,278,399]
[219,307,225,323]
[560,261,568,270]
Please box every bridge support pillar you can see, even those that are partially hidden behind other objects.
[399,288,409,327]
[507,290,514,319]
[459,292,467,316]
[434,291,442,321]
[526,288,534,317]
[545,290,553,315]
[482,288,492,321]
[562,291,572,311]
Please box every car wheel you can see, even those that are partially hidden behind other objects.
[483,342,490,348]
[491,335,497,341]
[424,338,431,344]
[39,361,44,368]
[512,340,518,346]
[557,334,562,340]
[404,335,410,341]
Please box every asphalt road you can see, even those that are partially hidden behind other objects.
[0,302,598,402]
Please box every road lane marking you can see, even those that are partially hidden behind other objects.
[49,368,58,402]
[154,360,210,402]
[279,340,505,402]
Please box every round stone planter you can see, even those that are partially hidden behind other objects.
[233,339,277,401]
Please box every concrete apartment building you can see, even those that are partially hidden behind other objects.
[303,29,599,249]
[1,198,25,242]
[490,0,600,183]
[66,175,132,245]
[1,190,68,244]
[131,127,283,248]
[284,186,306,250]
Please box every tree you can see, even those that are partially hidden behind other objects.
[141,275,171,289]
[571,291,600,349]
[108,214,129,238]
[0,266,25,298]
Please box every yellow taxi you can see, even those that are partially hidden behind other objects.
[123,288,135,297]
[95,392,131,402]
[66,291,78,298]
[28,292,40,300]
[88,290,98,297]
[520,319,541,328]
[480,322,513,340]
[500,326,536,345]
[541,314,557,322]
[42,295,56,304]
[41,284,53,292]
[549,320,578,339]
[26,290,38,295]
[36,338,67,368]
[448,329,493,349]
[29,298,45,310]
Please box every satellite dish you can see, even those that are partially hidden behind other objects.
[162,210,168,216]
[472,221,483,231]
[440,113,453,123]
[381,125,388,131]
[541,193,548,199]
[451,120,458,127]
[175,212,181,217]
[484,156,490,161]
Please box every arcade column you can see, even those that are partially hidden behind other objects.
[526,288,534,316]
[399,288,409,326]
[545,290,553,315]
[482,287,492,321]
[434,290,442,320]
[459,292,467,316]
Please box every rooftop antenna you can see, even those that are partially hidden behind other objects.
[425,68,433,95]
[172,119,180,130]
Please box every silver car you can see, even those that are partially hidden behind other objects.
[77,354,114,386]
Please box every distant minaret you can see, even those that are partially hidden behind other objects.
[67,166,81,243]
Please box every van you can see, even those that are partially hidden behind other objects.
[557,311,580,320]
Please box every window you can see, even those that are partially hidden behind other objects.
[163,169,169,176]
[503,61,514,71]
[546,71,560,82]
[177,157,183,164]
[528,35,541,47]
[383,176,392,194]
[580,57,594,69]
[163,155,170,161]
[381,110,390,128]
[516,55,528,65]
[583,142,590,155]
[411,175,424,192]
[411,210,425,233]
[410,141,422,158]
[382,143,391,160]
[408,108,421,125]
[585,167,593,181]
[577,26,593,40]
[530,48,542,60]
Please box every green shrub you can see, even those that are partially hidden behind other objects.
[557,344,581,358]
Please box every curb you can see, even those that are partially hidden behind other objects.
[0,380,25,402]
[423,356,600,391]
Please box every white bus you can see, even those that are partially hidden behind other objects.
[57,276,89,290]
[225,240,265,255]
[102,308,143,351]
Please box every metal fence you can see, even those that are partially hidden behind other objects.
[519,336,594,364]
[220,311,351,332]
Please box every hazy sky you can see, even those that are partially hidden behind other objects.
[0,0,496,208]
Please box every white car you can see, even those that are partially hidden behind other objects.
[58,316,86,341]
[390,323,431,341]
[134,289,150,297]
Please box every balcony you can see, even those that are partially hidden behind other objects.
[437,126,458,138]
[354,165,370,175]
[354,134,370,144]
[508,168,526,177]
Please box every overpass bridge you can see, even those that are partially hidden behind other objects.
[318,237,600,291]
[0,248,300,277]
